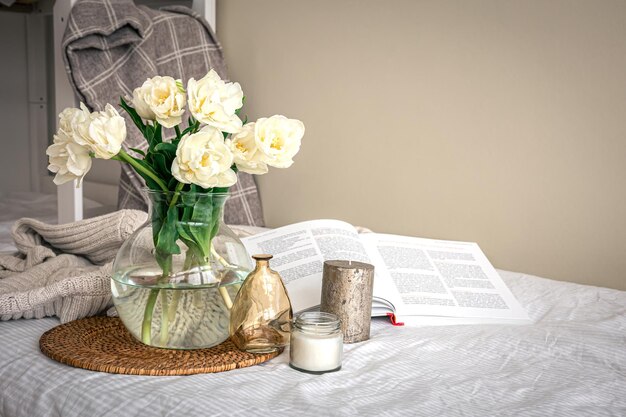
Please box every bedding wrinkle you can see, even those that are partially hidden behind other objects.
[529,370,545,390]
[1,272,624,416]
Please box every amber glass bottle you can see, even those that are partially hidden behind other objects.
[229,254,293,353]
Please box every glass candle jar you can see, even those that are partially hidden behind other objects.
[289,312,343,374]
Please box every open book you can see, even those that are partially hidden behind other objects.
[241,220,531,326]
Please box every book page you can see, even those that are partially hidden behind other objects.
[241,220,372,312]
[360,233,530,324]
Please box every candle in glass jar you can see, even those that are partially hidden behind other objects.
[289,312,343,374]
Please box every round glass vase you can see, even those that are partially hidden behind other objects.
[111,190,253,349]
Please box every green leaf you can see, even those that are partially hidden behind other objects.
[147,127,157,152]
[129,147,146,157]
[181,125,195,136]
[181,190,198,207]
[150,200,167,248]
[235,96,246,115]
[143,123,163,153]
[175,191,197,245]
[167,177,180,190]
[151,152,171,178]
[144,126,155,151]
[120,97,146,136]
[188,194,214,259]
[209,199,222,241]
[201,186,212,193]
[153,123,163,144]
[154,142,177,154]
[176,224,194,243]
[127,155,162,191]
[155,204,181,259]
[143,177,161,191]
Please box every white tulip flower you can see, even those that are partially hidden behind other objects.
[187,69,243,134]
[171,126,237,188]
[132,76,186,128]
[46,131,92,186]
[86,104,127,159]
[56,104,91,146]
[255,115,304,168]
[226,123,269,175]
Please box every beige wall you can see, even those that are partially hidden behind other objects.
[218,0,626,290]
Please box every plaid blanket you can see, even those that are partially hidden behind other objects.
[62,0,264,226]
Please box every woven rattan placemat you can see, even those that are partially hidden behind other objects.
[39,316,282,376]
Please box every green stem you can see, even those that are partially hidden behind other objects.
[219,286,233,309]
[175,125,182,139]
[142,289,159,344]
[161,181,185,344]
[210,245,236,309]
[159,290,169,345]
[211,245,233,268]
[169,182,185,208]
[116,149,169,192]
[166,250,193,323]
[167,291,181,323]
[192,120,200,134]
[141,255,172,345]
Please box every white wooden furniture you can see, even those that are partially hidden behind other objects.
[52,0,216,223]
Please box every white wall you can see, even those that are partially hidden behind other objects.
[218,0,626,290]
[0,13,120,208]
[0,14,32,193]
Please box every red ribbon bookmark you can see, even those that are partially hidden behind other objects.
[386,313,405,326]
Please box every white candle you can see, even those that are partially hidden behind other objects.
[289,312,343,374]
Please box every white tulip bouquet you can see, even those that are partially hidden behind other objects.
[47,70,304,344]
[47,69,304,189]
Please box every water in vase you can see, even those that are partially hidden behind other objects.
[111,266,244,349]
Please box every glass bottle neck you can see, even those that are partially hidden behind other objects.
[255,260,270,271]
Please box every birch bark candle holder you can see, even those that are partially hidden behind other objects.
[320,260,375,344]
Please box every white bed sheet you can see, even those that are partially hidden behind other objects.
[0,270,624,416]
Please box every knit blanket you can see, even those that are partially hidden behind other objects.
[62,0,265,226]
[0,211,267,323]
[0,210,146,323]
